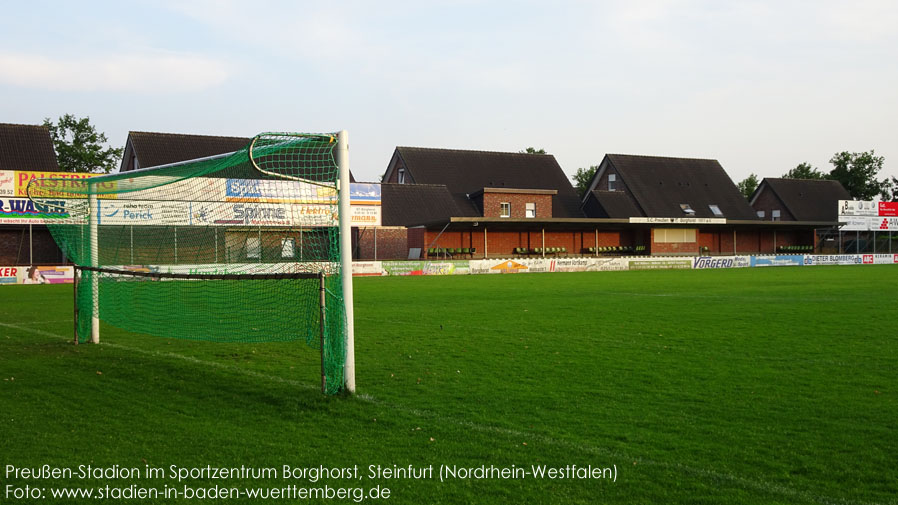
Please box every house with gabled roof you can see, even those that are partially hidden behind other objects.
[377,146,597,259]
[749,178,850,222]
[120,131,252,172]
[0,123,59,172]
[579,154,833,256]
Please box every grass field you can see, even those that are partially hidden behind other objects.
[1,266,896,504]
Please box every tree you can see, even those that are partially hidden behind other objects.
[828,150,885,200]
[737,173,759,199]
[43,114,123,173]
[572,165,599,198]
[879,176,898,201]
[520,147,547,155]
[782,162,828,180]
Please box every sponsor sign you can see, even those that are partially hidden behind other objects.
[98,200,191,226]
[628,258,692,270]
[630,217,725,224]
[805,255,861,266]
[877,216,898,231]
[692,256,751,269]
[839,215,870,231]
[381,261,469,276]
[16,171,116,198]
[489,260,529,273]
[0,171,14,197]
[191,202,306,227]
[351,204,382,226]
[351,261,384,276]
[0,265,74,285]
[750,255,804,267]
[879,201,898,216]
[838,200,878,217]
[350,183,381,204]
[225,178,336,204]
[0,198,86,224]
[0,266,19,284]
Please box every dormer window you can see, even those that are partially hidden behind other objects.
[398,168,405,184]
[608,174,616,191]
[680,204,695,215]
[708,204,723,217]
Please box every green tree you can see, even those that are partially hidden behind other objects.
[43,114,123,173]
[879,175,898,201]
[520,147,547,154]
[572,165,599,198]
[828,150,885,200]
[782,162,828,180]
[737,173,759,199]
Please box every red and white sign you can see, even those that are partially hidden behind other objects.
[879,201,898,216]
[878,217,898,231]
[863,255,874,264]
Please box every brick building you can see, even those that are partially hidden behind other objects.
[0,123,66,265]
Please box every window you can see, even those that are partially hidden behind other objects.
[708,204,723,217]
[757,210,766,219]
[653,228,697,243]
[500,202,511,218]
[525,202,536,218]
[607,174,616,191]
[680,204,695,215]
[245,236,261,259]
[398,168,405,184]
[281,238,295,258]
[771,209,781,221]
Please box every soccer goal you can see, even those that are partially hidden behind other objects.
[27,131,355,394]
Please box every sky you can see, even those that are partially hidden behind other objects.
[1,0,896,184]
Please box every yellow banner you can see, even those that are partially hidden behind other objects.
[15,171,117,198]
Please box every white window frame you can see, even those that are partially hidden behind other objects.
[500,202,511,218]
[771,209,781,221]
[525,202,536,218]
[398,168,405,184]
[608,174,616,191]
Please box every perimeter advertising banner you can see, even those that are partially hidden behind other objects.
[0,265,74,284]
[0,170,14,197]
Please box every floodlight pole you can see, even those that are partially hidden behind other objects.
[337,130,356,393]
[89,187,100,344]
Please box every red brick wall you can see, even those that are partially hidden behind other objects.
[482,192,553,218]
[355,227,409,260]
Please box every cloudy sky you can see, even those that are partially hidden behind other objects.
[1,1,896,183]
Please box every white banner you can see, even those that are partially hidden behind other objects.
[0,171,14,197]
[97,200,191,226]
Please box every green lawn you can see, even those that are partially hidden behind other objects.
[1,266,896,504]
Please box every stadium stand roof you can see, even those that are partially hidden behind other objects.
[381,183,461,226]
[749,178,851,222]
[0,123,59,171]
[383,147,584,218]
[582,154,758,220]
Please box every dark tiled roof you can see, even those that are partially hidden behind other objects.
[606,154,757,220]
[125,131,250,170]
[0,123,59,171]
[381,183,461,226]
[395,147,583,218]
[587,190,644,218]
[758,178,850,222]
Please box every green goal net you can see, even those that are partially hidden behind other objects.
[28,132,351,394]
